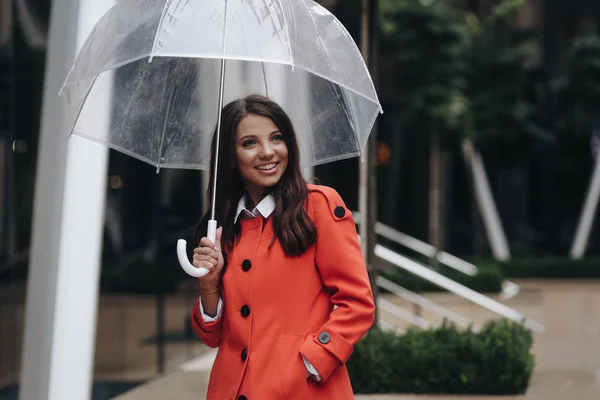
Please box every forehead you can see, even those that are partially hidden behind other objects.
[236,114,279,138]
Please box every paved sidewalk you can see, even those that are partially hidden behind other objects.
[113,279,600,400]
[114,369,600,400]
[4,280,600,398]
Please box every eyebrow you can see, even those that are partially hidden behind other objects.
[238,130,281,141]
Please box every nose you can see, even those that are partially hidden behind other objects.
[260,143,275,159]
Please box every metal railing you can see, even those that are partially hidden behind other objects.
[378,319,404,334]
[377,276,477,331]
[353,212,520,300]
[378,297,431,330]
[375,244,545,333]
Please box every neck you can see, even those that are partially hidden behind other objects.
[246,186,268,210]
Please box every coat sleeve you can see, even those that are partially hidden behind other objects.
[298,187,376,382]
[191,296,223,348]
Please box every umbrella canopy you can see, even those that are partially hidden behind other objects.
[59,0,382,170]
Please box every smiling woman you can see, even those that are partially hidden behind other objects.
[235,114,289,208]
[197,94,316,259]
[189,94,376,400]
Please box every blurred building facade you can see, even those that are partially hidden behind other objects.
[2,0,600,395]
[2,0,600,283]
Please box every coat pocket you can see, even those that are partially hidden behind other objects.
[277,334,310,399]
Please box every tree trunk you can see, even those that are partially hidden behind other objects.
[385,123,403,226]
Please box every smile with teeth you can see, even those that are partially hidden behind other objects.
[256,163,277,170]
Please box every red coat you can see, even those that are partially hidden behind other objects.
[192,184,376,400]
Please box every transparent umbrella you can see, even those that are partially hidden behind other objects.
[59,0,382,277]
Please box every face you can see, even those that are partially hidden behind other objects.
[235,114,289,203]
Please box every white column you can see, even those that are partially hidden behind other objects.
[570,155,600,259]
[19,0,114,399]
[462,139,511,261]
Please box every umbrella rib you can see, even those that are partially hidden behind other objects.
[302,66,382,109]
[156,85,173,172]
[300,0,332,68]
[149,0,174,61]
[261,62,269,97]
[60,24,98,91]
[275,0,294,68]
[116,67,150,145]
[65,75,99,138]
[298,0,382,109]
[63,55,381,109]
[72,130,206,170]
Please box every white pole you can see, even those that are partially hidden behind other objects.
[570,155,600,259]
[358,0,371,260]
[19,0,113,399]
[462,139,511,261]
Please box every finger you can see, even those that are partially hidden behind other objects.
[193,254,206,263]
[192,259,216,270]
[197,246,220,259]
[194,253,218,268]
[215,227,223,252]
[195,254,218,266]
[199,237,216,249]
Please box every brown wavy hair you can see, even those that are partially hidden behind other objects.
[195,95,316,260]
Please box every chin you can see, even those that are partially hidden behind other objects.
[254,175,283,188]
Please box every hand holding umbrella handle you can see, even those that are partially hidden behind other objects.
[176,220,218,277]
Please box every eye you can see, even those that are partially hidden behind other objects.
[271,134,284,142]
[242,139,257,148]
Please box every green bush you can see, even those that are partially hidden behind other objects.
[484,257,600,279]
[348,319,535,395]
[380,264,504,293]
[554,35,600,140]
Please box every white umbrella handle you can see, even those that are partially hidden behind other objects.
[176,220,218,277]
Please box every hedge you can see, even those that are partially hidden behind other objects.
[379,255,600,294]
[348,319,535,395]
[380,264,504,293]
[475,257,600,279]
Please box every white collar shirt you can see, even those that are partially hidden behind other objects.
[234,194,276,223]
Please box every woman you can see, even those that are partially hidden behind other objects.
[191,94,375,400]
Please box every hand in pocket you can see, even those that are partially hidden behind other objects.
[277,335,310,398]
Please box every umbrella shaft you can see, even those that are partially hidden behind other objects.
[211,0,229,221]
[211,56,227,221]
